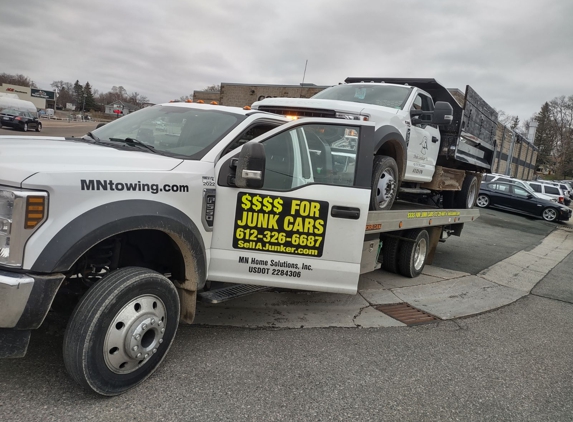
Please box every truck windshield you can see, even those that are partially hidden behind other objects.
[91,105,242,159]
[312,84,412,109]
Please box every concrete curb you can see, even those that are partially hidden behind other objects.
[193,228,573,328]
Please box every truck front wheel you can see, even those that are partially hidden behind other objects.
[63,267,180,396]
[370,155,399,210]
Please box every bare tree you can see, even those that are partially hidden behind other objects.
[204,84,220,92]
[0,73,37,88]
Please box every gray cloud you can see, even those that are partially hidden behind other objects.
[2,0,572,119]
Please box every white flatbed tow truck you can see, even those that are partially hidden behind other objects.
[0,102,479,395]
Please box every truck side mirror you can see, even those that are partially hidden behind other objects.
[432,102,454,125]
[235,141,266,189]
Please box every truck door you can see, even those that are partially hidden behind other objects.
[406,92,440,182]
[208,119,375,294]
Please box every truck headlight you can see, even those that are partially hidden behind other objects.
[0,188,48,267]
[0,191,15,259]
[335,112,369,121]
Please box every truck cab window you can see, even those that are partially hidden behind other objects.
[260,124,359,191]
[222,123,282,156]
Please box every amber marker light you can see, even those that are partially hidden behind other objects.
[243,106,251,110]
[197,100,204,104]
[25,196,45,229]
[399,222,403,228]
[211,101,218,105]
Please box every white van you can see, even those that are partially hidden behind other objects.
[0,96,38,116]
[527,181,567,205]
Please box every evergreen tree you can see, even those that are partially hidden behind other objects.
[534,102,555,168]
[83,82,97,111]
[73,80,84,110]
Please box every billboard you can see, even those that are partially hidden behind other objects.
[31,88,56,100]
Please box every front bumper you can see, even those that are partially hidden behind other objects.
[0,270,65,358]
[559,208,572,221]
[0,271,34,328]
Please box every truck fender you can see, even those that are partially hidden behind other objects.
[31,200,207,291]
[374,126,407,181]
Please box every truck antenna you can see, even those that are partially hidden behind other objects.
[300,59,308,98]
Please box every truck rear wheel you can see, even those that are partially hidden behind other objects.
[454,174,478,209]
[370,155,399,211]
[63,267,180,396]
[380,235,400,273]
[397,229,430,278]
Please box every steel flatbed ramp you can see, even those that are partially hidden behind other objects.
[366,202,480,234]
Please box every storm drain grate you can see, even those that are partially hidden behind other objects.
[375,303,440,326]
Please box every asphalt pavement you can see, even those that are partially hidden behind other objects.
[1,123,572,420]
[1,209,572,421]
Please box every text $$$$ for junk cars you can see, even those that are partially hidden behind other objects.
[233,193,329,257]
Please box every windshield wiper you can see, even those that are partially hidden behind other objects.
[108,137,157,154]
[83,131,101,142]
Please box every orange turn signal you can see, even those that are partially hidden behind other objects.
[25,196,45,229]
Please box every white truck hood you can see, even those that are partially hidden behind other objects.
[253,97,400,117]
[0,137,183,186]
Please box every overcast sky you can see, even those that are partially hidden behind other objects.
[2,0,572,120]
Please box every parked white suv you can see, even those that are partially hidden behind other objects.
[527,181,567,205]
[482,174,558,203]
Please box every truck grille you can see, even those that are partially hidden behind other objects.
[257,106,337,119]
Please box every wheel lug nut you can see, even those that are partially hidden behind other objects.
[135,334,141,340]
[142,324,148,330]
[159,339,163,344]
[151,318,155,325]
[158,321,163,326]
[137,353,142,358]
[153,348,157,354]
[132,346,138,351]
[144,354,149,359]
[161,328,165,333]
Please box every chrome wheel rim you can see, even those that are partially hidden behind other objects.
[476,195,488,207]
[543,208,557,221]
[376,168,396,208]
[103,294,167,374]
[467,181,477,207]
[414,238,427,271]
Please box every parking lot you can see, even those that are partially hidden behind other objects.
[1,122,572,420]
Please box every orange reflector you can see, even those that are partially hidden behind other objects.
[399,222,403,228]
[243,106,251,110]
[197,100,204,104]
[429,219,432,225]
[25,196,45,229]
[185,99,193,103]
[210,101,218,105]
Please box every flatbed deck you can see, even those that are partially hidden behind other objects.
[366,201,480,233]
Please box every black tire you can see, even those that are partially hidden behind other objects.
[542,207,558,222]
[370,155,399,211]
[35,123,42,132]
[454,174,478,209]
[476,194,490,208]
[22,123,28,132]
[381,235,400,273]
[63,267,180,396]
[397,229,430,278]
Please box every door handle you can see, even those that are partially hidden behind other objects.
[432,136,439,143]
[331,206,360,220]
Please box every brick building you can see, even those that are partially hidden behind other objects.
[193,83,330,108]
[491,124,538,180]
